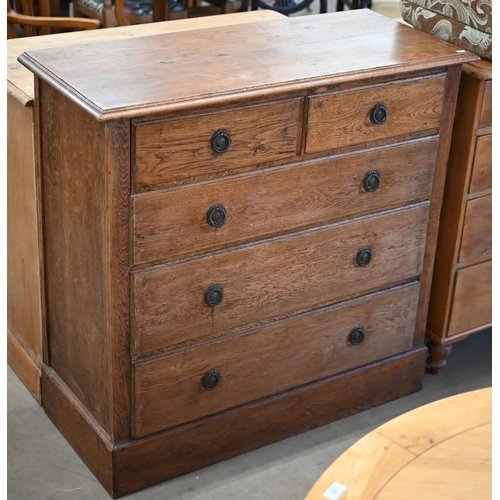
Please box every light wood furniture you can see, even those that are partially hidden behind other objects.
[19,10,475,498]
[305,387,492,500]
[6,10,285,404]
[426,59,492,373]
[7,0,99,38]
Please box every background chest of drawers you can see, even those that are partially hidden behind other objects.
[19,10,475,498]
[426,59,492,373]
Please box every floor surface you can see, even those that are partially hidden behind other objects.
[8,328,492,500]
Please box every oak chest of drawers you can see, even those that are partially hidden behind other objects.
[19,10,476,498]
[426,58,492,373]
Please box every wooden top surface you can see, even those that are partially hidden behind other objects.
[7,10,284,106]
[305,387,492,500]
[18,10,477,121]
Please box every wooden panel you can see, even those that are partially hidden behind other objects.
[17,11,476,121]
[41,366,114,495]
[132,204,429,355]
[133,284,419,437]
[7,11,285,104]
[7,330,41,402]
[459,195,491,263]
[40,82,111,431]
[133,100,299,189]
[448,260,491,337]
[469,134,492,194]
[132,138,437,266]
[478,80,492,129]
[7,94,43,389]
[305,76,445,154]
[114,348,426,498]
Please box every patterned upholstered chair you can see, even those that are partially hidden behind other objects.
[72,0,187,28]
[400,0,492,60]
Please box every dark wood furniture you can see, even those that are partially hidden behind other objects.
[19,10,475,498]
[426,59,492,373]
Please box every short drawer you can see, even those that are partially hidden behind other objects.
[132,283,420,437]
[448,260,491,337]
[132,203,429,355]
[478,80,492,129]
[133,100,300,190]
[306,75,446,154]
[469,134,491,194]
[459,195,491,263]
[132,138,437,266]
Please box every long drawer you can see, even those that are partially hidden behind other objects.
[132,139,437,266]
[306,75,446,154]
[132,282,420,437]
[132,203,429,355]
[133,99,300,190]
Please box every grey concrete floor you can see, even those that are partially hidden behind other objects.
[8,328,491,500]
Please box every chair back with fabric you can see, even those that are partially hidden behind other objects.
[7,0,100,38]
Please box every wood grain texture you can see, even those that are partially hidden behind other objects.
[305,387,491,500]
[41,366,114,495]
[133,100,300,190]
[447,260,492,337]
[17,11,477,121]
[7,330,41,402]
[40,82,111,431]
[133,283,419,437]
[132,138,437,266]
[469,134,491,194]
[413,65,463,347]
[105,120,132,444]
[7,11,285,104]
[478,80,492,129]
[426,63,492,343]
[306,75,445,154]
[458,195,491,262]
[114,348,426,498]
[7,93,43,397]
[132,204,429,356]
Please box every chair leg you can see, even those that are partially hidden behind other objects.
[320,0,327,13]
[336,0,344,11]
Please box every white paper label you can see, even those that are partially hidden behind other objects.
[322,482,348,500]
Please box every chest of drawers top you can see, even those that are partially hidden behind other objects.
[20,10,472,121]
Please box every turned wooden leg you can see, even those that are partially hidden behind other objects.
[426,341,452,374]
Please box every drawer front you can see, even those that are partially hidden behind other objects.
[478,80,492,129]
[133,283,420,437]
[132,139,437,266]
[132,204,429,355]
[448,260,491,337]
[469,134,492,194]
[306,76,446,154]
[459,195,491,263]
[133,100,300,190]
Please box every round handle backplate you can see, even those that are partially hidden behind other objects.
[356,246,372,267]
[348,326,365,346]
[205,284,223,307]
[202,370,220,390]
[207,204,227,228]
[363,170,381,193]
[370,103,388,125]
[211,129,231,154]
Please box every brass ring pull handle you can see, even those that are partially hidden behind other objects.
[211,129,231,154]
[370,103,388,125]
[207,204,227,228]
[348,326,365,346]
[363,170,380,192]
[356,246,372,267]
[202,370,220,390]
[205,285,223,307]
